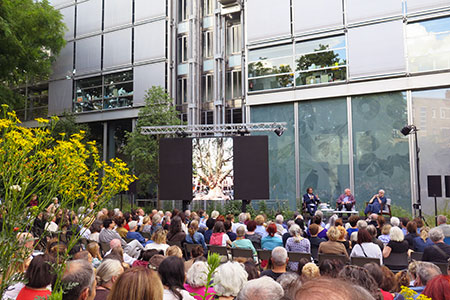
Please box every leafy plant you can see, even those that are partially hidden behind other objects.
[190,252,220,300]
[123,86,182,199]
[0,106,136,299]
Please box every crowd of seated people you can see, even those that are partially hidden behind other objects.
[3,204,450,300]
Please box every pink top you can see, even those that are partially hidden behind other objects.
[183,284,215,300]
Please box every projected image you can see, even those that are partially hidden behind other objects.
[192,137,234,201]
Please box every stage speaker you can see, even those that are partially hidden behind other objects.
[427,175,442,197]
[445,176,450,198]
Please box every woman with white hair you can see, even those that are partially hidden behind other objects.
[285,224,310,271]
[364,189,387,215]
[95,259,124,300]
[184,261,216,300]
[325,214,338,230]
[214,261,248,299]
[383,226,409,270]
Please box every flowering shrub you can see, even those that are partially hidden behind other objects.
[0,105,136,298]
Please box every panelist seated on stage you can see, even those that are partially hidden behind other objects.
[364,189,387,215]
[303,187,320,215]
[336,188,355,211]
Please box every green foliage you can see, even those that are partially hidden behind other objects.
[123,86,182,198]
[47,112,90,141]
[190,252,220,300]
[390,204,413,220]
[0,0,65,109]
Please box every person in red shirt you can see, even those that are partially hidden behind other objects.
[17,254,55,300]
[28,194,38,207]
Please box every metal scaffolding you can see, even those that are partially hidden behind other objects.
[141,122,287,136]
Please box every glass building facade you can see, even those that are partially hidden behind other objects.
[42,0,450,213]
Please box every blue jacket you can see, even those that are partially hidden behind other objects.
[185,231,207,249]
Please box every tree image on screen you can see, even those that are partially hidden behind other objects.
[192,137,233,200]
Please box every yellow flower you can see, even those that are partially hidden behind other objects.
[35,118,49,123]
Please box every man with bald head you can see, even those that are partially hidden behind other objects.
[337,188,355,212]
[60,259,96,300]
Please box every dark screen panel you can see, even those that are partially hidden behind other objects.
[427,175,442,197]
[234,136,269,200]
[445,176,450,198]
[159,138,192,200]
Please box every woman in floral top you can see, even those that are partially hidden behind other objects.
[285,224,311,271]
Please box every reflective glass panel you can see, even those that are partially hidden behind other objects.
[248,44,293,78]
[251,103,296,209]
[352,92,410,211]
[248,74,294,91]
[412,88,450,214]
[407,17,450,72]
[298,98,350,204]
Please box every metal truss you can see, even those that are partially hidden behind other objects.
[141,122,287,136]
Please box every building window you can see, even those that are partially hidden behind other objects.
[179,0,189,22]
[178,35,188,63]
[201,111,213,124]
[248,44,294,92]
[225,108,242,124]
[227,24,241,55]
[177,77,188,104]
[202,74,214,102]
[226,70,242,99]
[295,35,347,86]
[203,31,213,58]
[204,0,213,16]
[407,17,450,73]
[73,71,133,113]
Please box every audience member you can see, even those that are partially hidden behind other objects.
[336,225,349,252]
[210,221,232,247]
[338,265,382,300]
[114,217,128,239]
[412,226,433,252]
[318,259,344,278]
[295,278,375,300]
[422,227,450,263]
[150,213,163,236]
[145,229,170,254]
[346,215,359,238]
[260,247,288,280]
[126,221,150,247]
[261,223,283,250]
[308,223,326,260]
[167,216,186,244]
[254,215,268,238]
[87,242,102,268]
[422,274,450,300]
[225,221,237,242]
[166,245,183,258]
[383,227,409,269]
[185,245,205,271]
[237,276,284,300]
[16,254,55,300]
[132,249,159,268]
[243,259,260,281]
[363,263,394,300]
[437,215,450,240]
[185,220,207,250]
[412,262,441,295]
[285,224,310,271]
[367,224,384,250]
[301,263,320,280]
[60,259,96,300]
[107,266,163,300]
[318,226,349,259]
[159,256,195,300]
[277,272,301,300]
[378,224,391,245]
[350,228,383,264]
[232,226,257,256]
[94,259,123,300]
[214,261,248,300]
[99,219,143,258]
[184,261,215,300]
[404,221,418,249]
[244,220,261,250]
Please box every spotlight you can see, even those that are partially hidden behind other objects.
[237,127,250,136]
[401,125,417,136]
[274,127,284,137]
[175,129,188,138]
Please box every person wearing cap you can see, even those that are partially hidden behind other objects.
[126,221,152,246]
